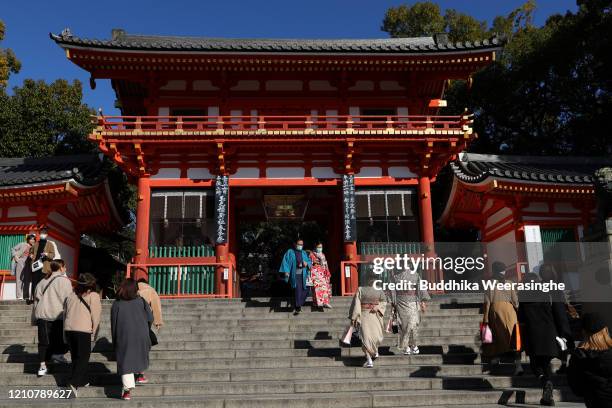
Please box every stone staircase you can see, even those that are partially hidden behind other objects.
[0,295,583,407]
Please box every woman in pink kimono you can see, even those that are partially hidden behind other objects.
[309,242,332,309]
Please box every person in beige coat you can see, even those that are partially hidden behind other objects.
[482,261,523,375]
[349,276,387,368]
[64,273,101,395]
[33,260,72,377]
[138,278,163,329]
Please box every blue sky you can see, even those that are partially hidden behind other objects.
[3,0,577,114]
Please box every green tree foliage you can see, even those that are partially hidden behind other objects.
[0,20,21,87]
[381,0,492,42]
[381,2,445,39]
[0,79,96,156]
[383,0,611,156]
[443,0,612,155]
[0,21,135,260]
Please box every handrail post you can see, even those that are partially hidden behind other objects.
[257,116,266,133]
[385,115,394,132]
[176,116,183,131]
[126,263,132,279]
[216,117,225,133]
[304,115,313,133]
[177,265,182,296]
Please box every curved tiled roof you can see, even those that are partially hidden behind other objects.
[451,153,612,185]
[0,154,110,188]
[50,29,503,54]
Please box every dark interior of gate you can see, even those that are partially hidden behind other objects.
[231,187,341,297]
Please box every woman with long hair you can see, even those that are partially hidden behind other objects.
[568,312,612,408]
[309,242,332,309]
[63,273,101,396]
[111,278,153,400]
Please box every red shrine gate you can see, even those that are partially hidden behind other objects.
[52,29,500,297]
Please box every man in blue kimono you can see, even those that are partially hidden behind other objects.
[279,239,312,315]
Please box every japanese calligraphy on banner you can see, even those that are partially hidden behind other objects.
[342,174,356,242]
[214,175,229,244]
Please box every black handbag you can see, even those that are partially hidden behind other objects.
[141,297,158,346]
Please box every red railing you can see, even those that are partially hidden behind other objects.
[96,114,471,133]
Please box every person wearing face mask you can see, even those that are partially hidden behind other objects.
[482,261,523,375]
[279,238,312,315]
[308,242,332,309]
[29,228,57,302]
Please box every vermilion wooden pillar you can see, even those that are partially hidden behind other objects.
[343,241,358,294]
[134,177,151,281]
[215,243,229,297]
[418,176,436,282]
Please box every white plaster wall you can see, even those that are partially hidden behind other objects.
[486,230,518,273]
[380,81,405,91]
[355,167,383,178]
[233,168,260,179]
[388,166,416,178]
[309,80,336,91]
[151,168,181,179]
[6,206,35,218]
[53,240,76,276]
[523,202,548,212]
[266,168,305,179]
[193,80,219,91]
[349,81,374,91]
[524,225,544,273]
[0,221,34,227]
[555,202,580,213]
[486,207,512,229]
[160,80,186,91]
[265,80,303,91]
[482,199,494,214]
[231,80,260,91]
[207,106,219,118]
[311,167,339,179]
[187,168,213,180]
[48,211,75,234]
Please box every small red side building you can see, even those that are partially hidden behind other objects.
[0,155,123,298]
[440,152,612,287]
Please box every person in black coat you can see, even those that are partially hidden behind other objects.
[568,312,612,408]
[540,263,575,373]
[111,278,153,401]
[518,273,569,406]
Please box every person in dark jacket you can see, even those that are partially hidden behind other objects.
[518,273,569,406]
[539,263,575,373]
[568,312,612,408]
[111,278,153,401]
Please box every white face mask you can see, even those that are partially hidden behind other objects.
[316,247,323,253]
[39,234,48,240]
[296,245,303,251]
